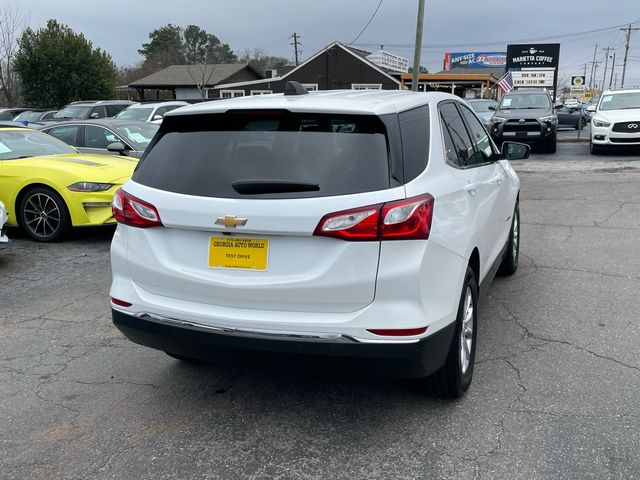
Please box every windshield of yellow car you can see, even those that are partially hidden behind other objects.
[0,129,77,160]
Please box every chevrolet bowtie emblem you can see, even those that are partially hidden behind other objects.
[216,215,248,228]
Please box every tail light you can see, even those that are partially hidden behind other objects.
[313,193,434,241]
[112,189,163,228]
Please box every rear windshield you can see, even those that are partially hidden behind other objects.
[133,111,390,199]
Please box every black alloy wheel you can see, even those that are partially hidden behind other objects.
[19,187,70,242]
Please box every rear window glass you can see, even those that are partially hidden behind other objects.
[133,111,390,199]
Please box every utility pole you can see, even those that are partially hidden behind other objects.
[601,47,612,93]
[411,0,426,92]
[620,24,640,87]
[589,43,598,88]
[290,33,301,66]
[609,52,616,88]
[583,63,587,77]
[592,61,600,90]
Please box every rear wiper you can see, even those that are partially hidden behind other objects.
[232,180,320,194]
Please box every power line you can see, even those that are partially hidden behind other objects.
[353,18,640,50]
[349,0,384,45]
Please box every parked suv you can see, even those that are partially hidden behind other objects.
[489,89,557,153]
[50,100,135,122]
[110,84,527,397]
[114,101,189,124]
[589,88,640,154]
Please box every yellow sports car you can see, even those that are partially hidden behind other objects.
[0,125,137,241]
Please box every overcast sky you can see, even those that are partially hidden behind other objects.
[8,0,640,86]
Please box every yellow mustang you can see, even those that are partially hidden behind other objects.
[0,126,137,241]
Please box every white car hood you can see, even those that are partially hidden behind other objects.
[595,109,640,123]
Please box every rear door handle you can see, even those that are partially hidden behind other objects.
[490,175,504,185]
[465,183,478,195]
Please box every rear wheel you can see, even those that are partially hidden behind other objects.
[18,187,70,242]
[498,202,519,276]
[165,351,205,364]
[425,267,478,398]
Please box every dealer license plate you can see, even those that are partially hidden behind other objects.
[208,237,269,271]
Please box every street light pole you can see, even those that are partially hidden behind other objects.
[411,0,426,92]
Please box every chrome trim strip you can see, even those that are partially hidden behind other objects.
[131,312,361,344]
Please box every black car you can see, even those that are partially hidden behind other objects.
[489,90,557,153]
[555,105,588,130]
[37,119,158,158]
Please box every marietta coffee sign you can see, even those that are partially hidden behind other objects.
[506,44,560,69]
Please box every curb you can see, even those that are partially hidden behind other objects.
[557,138,589,143]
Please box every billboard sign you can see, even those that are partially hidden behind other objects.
[506,44,561,70]
[444,52,507,70]
[506,44,561,100]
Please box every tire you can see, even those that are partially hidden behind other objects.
[165,351,205,364]
[425,267,478,398]
[545,140,557,154]
[590,141,603,155]
[498,202,519,276]
[18,186,70,242]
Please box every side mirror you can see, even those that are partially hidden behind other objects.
[89,112,100,119]
[502,142,530,160]
[152,114,163,121]
[586,105,596,112]
[106,142,128,156]
[488,105,496,111]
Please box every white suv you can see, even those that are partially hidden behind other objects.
[110,84,525,397]
[589,88,640,154]
[114,101,189,124]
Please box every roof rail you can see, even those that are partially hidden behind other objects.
[603,85,640,91]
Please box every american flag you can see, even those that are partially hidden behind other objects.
[497,71,513,93]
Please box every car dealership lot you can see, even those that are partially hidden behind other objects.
[1,144,639,479]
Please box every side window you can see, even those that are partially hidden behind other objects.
[41,111,56,120]
[91,106,107,119]
[398,106,429,182]
[106,105,125,117]
[440,118,462,166]
[458,104,494,164]
[439,102,475,167]
[84,125,122,149]
[46,126,80,146]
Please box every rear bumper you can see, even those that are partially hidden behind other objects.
[112,308,456,378]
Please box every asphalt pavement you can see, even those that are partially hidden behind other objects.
[1,142,639,479]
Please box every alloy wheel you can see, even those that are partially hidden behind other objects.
[23,193,61,239]
[460,286,474,375]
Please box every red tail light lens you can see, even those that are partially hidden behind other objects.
[367,327,428,336]
[380,193,434,240]
[112,189,163,228]
[313,194,434,241]
[313,204,382,241]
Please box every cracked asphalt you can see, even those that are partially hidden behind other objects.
[1,143,639,480]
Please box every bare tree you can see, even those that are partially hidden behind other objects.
[0,6,28,107]
[186,58,219,101]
